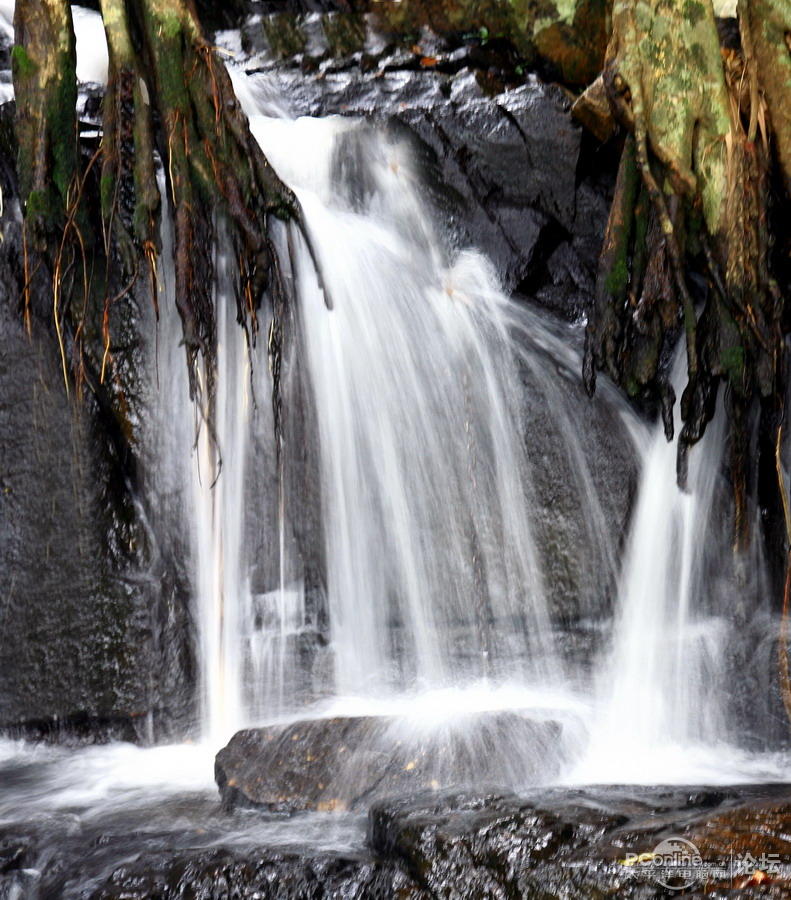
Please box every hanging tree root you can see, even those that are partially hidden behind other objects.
[98,0,334,443]
[583,0,786,526]
[13,0,78,244]
[13,0,333,461]
[13,0,82,380]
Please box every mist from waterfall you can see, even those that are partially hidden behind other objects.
[152,76,621,751]
[571,356,787,784]
[146,63,791,783]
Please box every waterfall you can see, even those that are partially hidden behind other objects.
[269,120,557,696]
[573,355,772,782]
[157,79,625,742]
[150,65,781,777]
[150,209,272,743]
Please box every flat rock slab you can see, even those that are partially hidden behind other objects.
[83,783,791,897]
[369,784,791,897]
[4,782,791,897]
[215,711,563,813]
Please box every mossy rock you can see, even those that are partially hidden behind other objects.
[259,0,609,86]
[322,12,366,57]
[261,12,308,59]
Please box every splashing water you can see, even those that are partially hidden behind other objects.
[141,70,630,756]
[570,354,783,784]
[165,68,791,785]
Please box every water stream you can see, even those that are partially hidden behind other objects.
[2,13,791,890]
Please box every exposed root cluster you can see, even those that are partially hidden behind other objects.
[583,0,787,546]
[13,0,334,466]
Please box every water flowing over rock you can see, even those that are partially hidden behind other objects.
[3,3,791,898]
[245,57,611,315]
[215,713,564,812]
[0,0,633,740]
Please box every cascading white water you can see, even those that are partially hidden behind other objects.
[150,209,269,743]
[261,118,558,696]
[155,65,637,753]
[150,61,789,783]
[191,251,253,743]
[573,358,738,782]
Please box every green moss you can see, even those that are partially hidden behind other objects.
[100,174,114,217]
[158,11,183,40]
[152,37,190,113]
[684,0,706,26]
[605,256,629,297]
[322,13,365,57]
[720,345,745,382]
[603,137,639,300]
[690,42,708,74]
[46,71,78,205]
[269,198,293,221]
[25,189,47,218]
[11,45,36,79]
[262,14,307,60]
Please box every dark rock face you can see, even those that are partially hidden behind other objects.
[216,713,565,813]
[391,76,580,293]
[255,60,612,316]
[369,785,791,898]
[0,221,138,737]
[0,294,194,743]
[0,101,196,742]
[515,309,638,630]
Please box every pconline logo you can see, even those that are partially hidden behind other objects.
[646,838,704,890]
[620,837,781,890]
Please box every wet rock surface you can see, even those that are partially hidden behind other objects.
[368,785,791,898]
[215,713,565,813]
[3,781,791,897]
[0,101,195,743]
[248,58,613,312]
[93,848,420,899]
[513,306,638,630]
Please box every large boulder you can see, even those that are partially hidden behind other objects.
[215,712,566,812]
